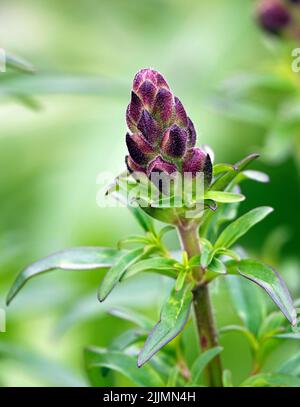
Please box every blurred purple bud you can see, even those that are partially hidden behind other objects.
[153,88,174,124]
[147,156,177,176]
[126,132,155,166]
[187,118,197,147]
[174,97,188,127]
[137,109,160,145]
[257,0,291,35]
[161,125,188,158]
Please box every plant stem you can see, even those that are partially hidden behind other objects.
[177,221,223,387]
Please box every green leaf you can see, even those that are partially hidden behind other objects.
[229,259,297,326]
[258,311,285,340]
[98,248,144,302]
[110,329,146,351]
[226,275,266,335]
[5,53,35,74]
[122,257,178,280]
[241,170,270,184]
[166,367,180,387]
[85,347,164,387]
[210,153,260,192]
[138,283,193,367]
[108,307,154,331]
[213,163,235,176]
[222,369,234,387]
[219,325,259,352]
[204,191,245,203]
[188,347,223,385]
[240,373,300,387]
[7,247,121,306]
[130,206,156,234]
[277,352,300,376]
[274,333,300,340]
[214,207,273,249]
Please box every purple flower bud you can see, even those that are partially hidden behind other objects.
[147,156,177,176]
[137,80,157,108]
[126,91,143,130]
[257,0,291,35]
[137,109,160,145]
[125,155,146,174]
[152,88,174,124]
[133,68,170,93]
[126,132,155,166]
[182,148,212,185]
[161,125,187,158]
[187,118,197,148]
[174,97,188,127]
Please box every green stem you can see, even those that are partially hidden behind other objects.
[177,221,223,387]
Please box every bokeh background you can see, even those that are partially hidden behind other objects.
[0,0,300,386]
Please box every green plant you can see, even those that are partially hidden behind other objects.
[6,69,298,387]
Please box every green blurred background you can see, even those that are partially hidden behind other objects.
[1,0,300,386]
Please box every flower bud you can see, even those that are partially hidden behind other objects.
[174,97,188,127]
[133,68,170,93]
[125,155,146,174]
[147,155,177,176]
[126,91,143,131]
[257,0,291,35]
[187,118,197,148]
[182,148,212,186]
[137,109,160,145]
[125,69,213,188]
[126,132,155,166]
[161,125,187,158]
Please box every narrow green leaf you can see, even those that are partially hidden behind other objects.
[7,247,121,306]
[138,283,193,367]
[277,352,300,376]
[222,369,234,387]
[219,325,259,351]
[210,153,260,191]
[122,257,178,280]
[188,347,223,385]
[130,206,156,234]
[110,329,146,351]
[215,207,273,249]
[229,259,297,326]
[240,373,300,387]
[226,275,266,335]
[5,53,35,73]
[213,163,235,176]
[241,170,270,183]
[98,248,144,302]
[258,311,285,340]
[205,191,245,203]
[274,333,300,340]
[85,347,164,387]
[108,307,154,331]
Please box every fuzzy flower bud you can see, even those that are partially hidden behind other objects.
[256,0,291,35]
[125,68,213,188]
